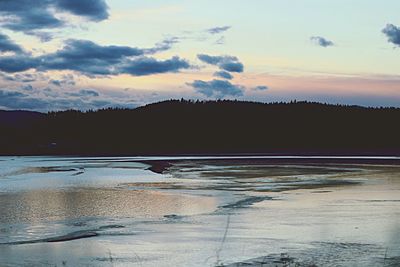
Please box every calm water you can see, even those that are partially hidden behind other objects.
[0,156,399,266]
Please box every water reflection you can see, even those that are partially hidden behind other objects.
[0,188,216,225]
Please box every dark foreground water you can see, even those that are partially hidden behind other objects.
[0,156,399,266]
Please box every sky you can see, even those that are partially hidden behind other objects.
[0,0,400,111]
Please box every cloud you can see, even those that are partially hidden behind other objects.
[188,79,244,98]
[0,38,189,76]
[49,80,62,86]
[67,89,100,97]
[220,61,244,73]
[0,89,48,110]
[55,0,109,21]
[0,72,47,83]
[207,26,231,35]
[34,32,55,43]
[49,75,76,87]
[197,54,244,73]
[214,36,225,45]
[0,56,39,73]
[0,2,64,32]
[382,24,400,46]
[0,0,109,38]
[146,37,180,54]
[0,90,24,99]
[39,39,146,75]
[253,86,269,91]
[0,33,23,53]
[21,84,34,91]
[0,88,134,111]
[79,89,99,97]
[310,36,334,47]
[214,71,233,80]
[198,54,234,65]
[118,56,191,76]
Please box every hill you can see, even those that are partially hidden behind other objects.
[0,100,399,156]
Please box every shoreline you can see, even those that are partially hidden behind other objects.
[136,156,400,174]
[2,155,400,174]
[2,152,400,157]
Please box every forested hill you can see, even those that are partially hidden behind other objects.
[1,100,400,156]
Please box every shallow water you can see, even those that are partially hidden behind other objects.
[0,156,399,266]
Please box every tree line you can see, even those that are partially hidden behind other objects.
[0,99,399,155]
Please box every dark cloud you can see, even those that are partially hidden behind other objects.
[68,89,100,97]
[55,0,109,21]
[382,24,400,46]
[188,79,244,98]
[0,90,24,100]
[214,71,233,80]
[34,32,54,43]
[21,84,34,91]
[51,39,144,60]
[49,75,76,87]
[198,54,233,65]
[0,72,47,83]
[119,56,191,76]
[220,61,244,73]
[50,80,62,86]
[0,56,39,73]
[253,86,269,91]
[0,88,134,111]
[207,26,231,34]
[0,0,109,38]
[197,54,244,73]
[310,36,334,47]
[39,39,146,75]
[0,89,48,110]
[0,39,188,76]
[79,89,99,97]
[0,2,64,32]
[0,33,23,53]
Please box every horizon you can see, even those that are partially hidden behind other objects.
[1,1,400,111]
[2,98,400,113]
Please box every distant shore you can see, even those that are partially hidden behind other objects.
[1,100,399,156]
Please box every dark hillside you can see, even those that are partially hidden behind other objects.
[0,100,399,156]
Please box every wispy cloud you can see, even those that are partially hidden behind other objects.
[253,86,269,91]
[206,26,231,35]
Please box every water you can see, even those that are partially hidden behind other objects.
[0,156,399,266]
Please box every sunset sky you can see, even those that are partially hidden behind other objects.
[1,0,400,111]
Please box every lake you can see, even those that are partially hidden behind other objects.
[0,156,399,266]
